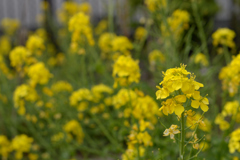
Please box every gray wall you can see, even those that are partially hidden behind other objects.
[0,0,237,28]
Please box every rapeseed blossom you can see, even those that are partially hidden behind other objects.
[51,81,73,93]
[9,46,30,71]
[215,101,239,131]
[219,54,240,96]
[11,134,33,160]
[163,124,180,141]
[58,1,91,24]
[156,64,208,116]
[98,33,116,59]
[229,128,240,153]
[1,18,20,35]
[68,12,94,50]
[0,135,12,159]
[194,53,209,66]
[112,55,140,88]
[111,36,133,56]
[212,28,236,49]
[28,62,52,86]
[145,0,166,12]
[162,10,190,39]
[13,84,38,115]
[0,36,11,55]
[26,35,45,55]
[64,120,84,144]
[134,27,147,41]
[69,88,93,106]
[122,120,153,160]
[95,20,108,35]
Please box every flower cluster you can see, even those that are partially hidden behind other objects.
[28,62,52,87]
[98,33,116,59]
[68,12,95,52]
[51,81,73,93]
[0,36,11,55]
[26,35,45,56]
[215,101,240,130]
[111,36,133,56]
[95,20,108,35]
[134,27,147,41]
[144,0,166,12]
[112,55,140,88]
[162,9,190,39]
[58,1,91,24]
[1,18,20,35]
[122,120,153,160]
[163,124,180,141]
[156,64,208,116]
[13,84,38,115]
[194,53,209,67]
[229,128,240,153]
[212,28,236,49]
[64,120,84,144]
[11,135,34,160]
[148,49,165,71]
[9,46,30,71]
[219,54,240,96]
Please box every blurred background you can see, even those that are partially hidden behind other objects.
[0,0,239,29]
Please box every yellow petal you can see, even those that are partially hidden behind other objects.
[175,95,186,103]
[202,97,209,105]
[193,91,201,100]
[175,104,184,116]
[191,100,200,109]
[200,103,209,112]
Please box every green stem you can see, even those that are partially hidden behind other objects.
[91,114,122,151]
[180,112,185,160]
[191,1,209,60]
[108,0,114,33]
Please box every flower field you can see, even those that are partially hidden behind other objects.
[0,0,240,159]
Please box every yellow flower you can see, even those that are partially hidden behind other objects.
[26,35,45,55]
[194,53,209,66]
[28,62,52,86]
[0,36,11,55]
[191,91,209,112]
[112,55,140,88]
[215,114,230,131]
[145,0,166,12]
[68,12,95,48]
[111,36,133,56]
[0,135,12,159]
[51,81,73,93]
[212,28,236,48]
[69,88,93,106]
[219,54,240,96]
[156,64,207,114]
[13,84,38,115]
[189,134,199,150]
[161,9,190,39]
[9,46,30,69]
[1,18,20,35]
[28,153,38,160]
[95,20,108,35]
[91,84,113,102]
[98,33,116,59]
[229,128,240,153]
[112,88,138,109]
[163,124,180,140]
[134,27,147,40]
[64,120,84,144]
[11,134,33,160]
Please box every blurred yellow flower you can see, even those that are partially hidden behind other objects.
[112,55,140,88]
